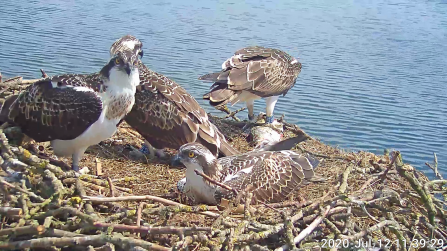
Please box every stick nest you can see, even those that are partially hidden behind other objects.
[0,76,446,251]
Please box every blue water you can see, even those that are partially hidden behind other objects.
[1,0,446,179]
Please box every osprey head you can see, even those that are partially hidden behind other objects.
[171,142,216,170]
[100,49,140,78]
[109,35,144,60]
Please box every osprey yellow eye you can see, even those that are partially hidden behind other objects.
[115,58,120,64]
[188,152,195,158]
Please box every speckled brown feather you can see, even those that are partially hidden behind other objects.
[0,76,104,142]
[201,46,302,108]
[213,151,316,203]
[124,61,239,156]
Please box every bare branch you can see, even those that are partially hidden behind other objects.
[93,222,212,237]
[194,169,238,196]
[275,205,331,251]
[82,195,220,218]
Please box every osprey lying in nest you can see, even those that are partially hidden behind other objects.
[173,141,319,205]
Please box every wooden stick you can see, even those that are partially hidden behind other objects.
[0,225,45,236]
[33,207,97,224]
[0,235,170,251]
[339,165,353,194]
[224,107,246,120]
[136,202,145,237]
[275,205,331,251]
[96,158,103,176]
[93,222,212,236]
[379,150,399,181]
[393,151,437,229]
[82,195,220,218]
[106,177,115,197]
[194,169,238,196]
[338,220,399,241]
[295,145,346,160]
[0,207,23,216]
[217,105,240,122]
[425,152,443,180]
[0,178,45,202]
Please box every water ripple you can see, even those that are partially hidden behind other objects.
[1,0,446,178]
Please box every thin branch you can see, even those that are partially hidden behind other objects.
[0,177,45,202]
[194,169,238,196]
[338,220,399,241]
[0,207,23,217]
[82,195,220,218]
[275,205,331,251]
[0,234,170,251]
[136,202,145,237]
[295,145,346,160]
[93,222,212,237]
[33,207,97,224]
[0,225,46,236]
[339,165,353,194]
[224,107,246,120]
[96,158,103,176]
[107,177,115,197]
[425,152,443,180]
[379,151,399,181]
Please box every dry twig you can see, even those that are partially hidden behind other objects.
[194,169,238,196]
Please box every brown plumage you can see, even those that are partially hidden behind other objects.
[214,151,317,203]
[0,47,142,172]
[124,60,239,157]
[175,142,319,205]
[0,75,104,142]
[109,35,239,157]
[200,46,302,122]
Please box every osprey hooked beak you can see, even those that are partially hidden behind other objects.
[120,50,140,75]
[170,153,184,168]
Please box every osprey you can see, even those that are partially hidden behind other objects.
[200,46,302,124]
[110,36,239,158]
[172,142,319,205]
[0,46,142,172]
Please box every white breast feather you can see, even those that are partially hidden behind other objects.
[184,163,217,204]
[51,67,138,158]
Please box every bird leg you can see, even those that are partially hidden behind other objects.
[246,100,255,121]
[71,148,89,174]
[265,96,279,124]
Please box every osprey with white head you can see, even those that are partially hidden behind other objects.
[172,142,319,205]
[0,36,143,173]
[200,46,301,125]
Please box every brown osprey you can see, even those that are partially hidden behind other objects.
[110,36,239,158]
[173,142,318,205]
[200,46,302,124]
[0,41,142,172]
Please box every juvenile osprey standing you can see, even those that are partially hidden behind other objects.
[110,36,239,158]
[200,46,302,124]
[173,142,319,205]
[0,46,142,172]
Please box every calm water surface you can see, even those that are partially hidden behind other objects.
[1,0,446,178]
